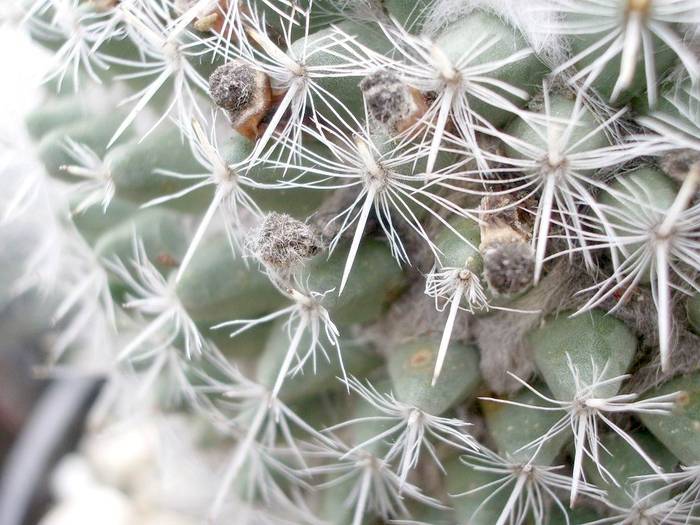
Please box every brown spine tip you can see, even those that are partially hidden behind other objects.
[208,60,272,140]
[360,69,427,135]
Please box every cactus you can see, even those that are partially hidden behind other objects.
[5,1,700,524]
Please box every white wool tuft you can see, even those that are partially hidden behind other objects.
[422,0,566,64]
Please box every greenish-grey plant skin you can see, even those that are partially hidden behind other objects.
[582,431,677,509]
[435,11,549,127]
[256,318,381,404]
[348,378,396,457]
[176,233,286,324]
[304,239,407,325]
[481,384,568,466]
[25,96,92,140]
[387,338,480,415]
[505,93,611,162]
[108,127,211,212]
[383,0,432,32]
[37,112,134,180]
[566,16,678,107]
[289,20,392,119]
[317,476,366,525]
[69,196,139,244]
[13,1,700,524]
[200,321,273,360]
[95,207,189,298]
[545,506,604,525]
[435,217,483,272]
[445,454,509,525]
[640,373,700,466]
[530,309,637,401]
[237,137,329,218]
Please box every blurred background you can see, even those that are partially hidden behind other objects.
[0,22,138,525]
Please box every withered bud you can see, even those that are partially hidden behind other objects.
[247,213,323,274]
[359,69,427,134]
[482,243,535,296]
[660,148,700,182]
[209,61,272,139]
[479,195,534,296]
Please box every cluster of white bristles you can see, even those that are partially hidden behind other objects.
[4,0,700,524]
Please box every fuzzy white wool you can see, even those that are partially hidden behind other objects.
[422,0,566,63]
[84,421,159,490]
[39,487,134,525]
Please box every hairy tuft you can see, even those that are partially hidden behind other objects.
[247,213,323,275]
[359,69,425,134]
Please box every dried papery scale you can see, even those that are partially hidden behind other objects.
[213,214,342,401]
[170,0,245,43]
[209,59,273,140]
[543,0,700,107]
[359,67,429,135]
[477,194,536,296]
[427,84,637,285]
[245,212,323,282]
[425,216,539,385]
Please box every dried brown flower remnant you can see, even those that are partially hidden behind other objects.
[209,61,272,140]
[360,69,427,134]
[479,195,534,296]
[247,213,323,276]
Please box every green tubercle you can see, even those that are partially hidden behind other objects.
[529,309,637,401]
[387,338,480,415]
[303,239,406,325]
[256,319,380,404]
[686,293,700,334]
[482,383,567,466]
[435,217,482,272]
[582,431,676,509]
[176,233,286,324]
[640,373,700,466]
[37,112,134,180]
